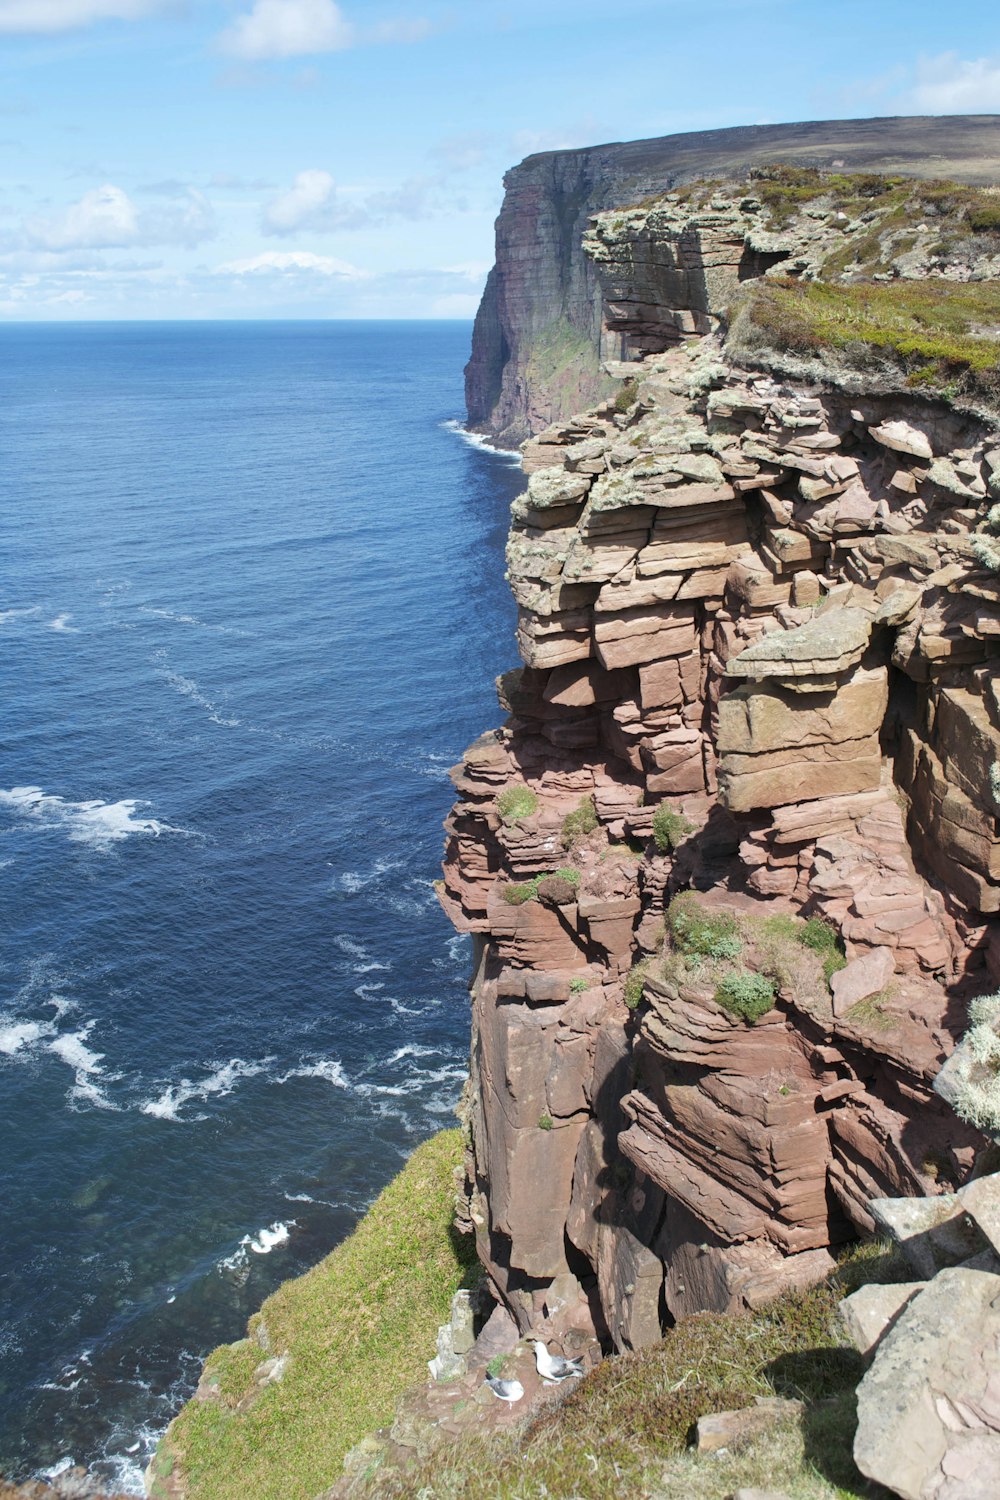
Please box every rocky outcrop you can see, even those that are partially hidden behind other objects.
[466,115,1000,445]
[842,1172,1000,1499]
[443,176,1000,1359]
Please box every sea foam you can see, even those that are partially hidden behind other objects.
[0,786,191,849]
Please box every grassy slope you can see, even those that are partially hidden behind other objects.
[151,1129,477,1500]
[722,167,1000,406]
[358,1244,906,1500]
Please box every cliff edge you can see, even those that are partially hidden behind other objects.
[466,115,1000,446]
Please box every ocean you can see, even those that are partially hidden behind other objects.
[0,321,522,1492]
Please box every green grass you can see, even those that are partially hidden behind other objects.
[561,795,599,849]
[734,276,1000,405]
[355,1241,909,1500]
[496,783,539,826]
[624,960,649,1010]
[651,804,695,854]
[153,1131,478,1500]
[503,876,544,905]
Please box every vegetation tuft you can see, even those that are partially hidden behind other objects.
[561,794,599,849]
[666,893,743,961]
[651,804,695,854]
[496,782,539,826]
[714,970,778,1021]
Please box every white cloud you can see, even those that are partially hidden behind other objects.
[220,0,355,60]
[23,183,216,251]
[260,169,443,234]
[910,52,1000,113]
[219,0,434,61]
[262,168,335,233]
[216,250,369,278]
[26,184,139,250]
[0,0,162,31]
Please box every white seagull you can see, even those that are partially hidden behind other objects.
[533,1341,585,1383]
[485,1373,524,1403]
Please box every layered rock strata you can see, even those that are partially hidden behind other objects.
[443,247,1000,1352]
[466,115,1000,445]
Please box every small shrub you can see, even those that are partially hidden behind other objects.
[666,892,743,961]
[538,1113,554,1131]
[613,379,638,413]
[536,874,578,906]
[623,961,649,1010]
[561,795,598,849]
[569,977,589,993]
[714,970,777,1021]
[651,804,695,854]
[948,991,1000,1132]
[554,866,581,887]
[823,949,849,986]
[496,782,538,826]
[969,204,1000,233]
[485,1354,505,1379]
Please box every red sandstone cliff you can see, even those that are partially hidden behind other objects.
[445,176,1000,1356]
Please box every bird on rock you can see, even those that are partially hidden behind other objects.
[485,1373,524,1403]
[533,1341,585,1383]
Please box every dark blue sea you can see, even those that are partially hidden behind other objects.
[0,322,521,1492]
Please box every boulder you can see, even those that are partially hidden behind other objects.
[869,1193,989,1280]
[854,1268,1000,1500]
[838,1279,926,1358]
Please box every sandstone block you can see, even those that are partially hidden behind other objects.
[830,946,895,1017]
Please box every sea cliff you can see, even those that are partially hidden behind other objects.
[466,115,1000,446]
[154,130,1000,1500]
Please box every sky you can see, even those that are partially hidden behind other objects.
[0,0,999,319]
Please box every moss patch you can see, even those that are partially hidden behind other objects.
[157,1130,477,1500]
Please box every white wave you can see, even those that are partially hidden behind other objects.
[386,1044,440,1064]
[140,1057,273,1122]
[219,1219,294,1272]
[278,1057,349,1089]
[333,934,368,959]
[333,856,405,894]
[140,606,252,638]
[48,613,79,633]
[0,1019,50,1056]
[353,981,385,1001]
[441,418,524,465]
[48,1025,120,1111]
[160,670,241,729]
[39,1458,74,1482]
[0,786,192,848]
[0,605,42,624]
[285,1192,315,1203]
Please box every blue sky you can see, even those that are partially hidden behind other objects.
[0,0,998,318]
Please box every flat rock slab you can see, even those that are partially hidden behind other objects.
[725,606,872,682]
[838,1279,926,1358]
[854,1267,1000,1500]
[831,946,895,1016]
[694,1397,803,1453]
